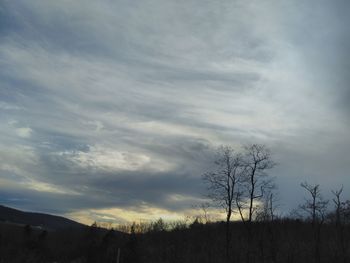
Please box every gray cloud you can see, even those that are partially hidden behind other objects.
[0,0,349,222]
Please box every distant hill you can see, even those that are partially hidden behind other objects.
[0,205,85,230]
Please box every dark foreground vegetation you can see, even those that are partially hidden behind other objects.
[0,217,349,263]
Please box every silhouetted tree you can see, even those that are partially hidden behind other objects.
[202,145,244,260]
[343,200,350,223]
[300,182,329,263]
[151,218,167,232]
[256,190,279,222]
[331,186,348,263]
[241,144,276,223]
[300,182,328,225]
[332,185,344,227]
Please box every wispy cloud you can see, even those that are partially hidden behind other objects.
[0,0,349,223]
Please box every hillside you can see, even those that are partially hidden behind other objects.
[0,205,85,230]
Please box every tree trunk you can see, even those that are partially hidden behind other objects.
[226,209,232,262]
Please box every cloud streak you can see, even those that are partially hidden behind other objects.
[0,0,349,224]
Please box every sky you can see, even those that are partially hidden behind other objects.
[0,0,349,225]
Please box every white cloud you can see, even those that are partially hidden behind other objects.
[25,180,80,195]
[56,145,175,173]
[0,102,22,110]
[15,127,33,138]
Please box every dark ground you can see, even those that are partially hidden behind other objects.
[0,219,349,263]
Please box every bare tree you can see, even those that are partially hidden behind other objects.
[300,182,329,263]
[343,200,350,223]
[239,144,276,223]
[192,202,212,224]
[300,182,329,225]
[256,190,279,222]
[332,185,343,227]
[331,186,347,263]
[202,145,243,260]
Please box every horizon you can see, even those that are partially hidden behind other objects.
[0,0,349,225]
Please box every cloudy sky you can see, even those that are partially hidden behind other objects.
[0,0,349,224]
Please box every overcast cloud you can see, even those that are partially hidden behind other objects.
[0,0,349,224]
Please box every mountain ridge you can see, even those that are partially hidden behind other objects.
[0,204,85,230]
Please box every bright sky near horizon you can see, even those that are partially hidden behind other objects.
[0,0,349,225]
